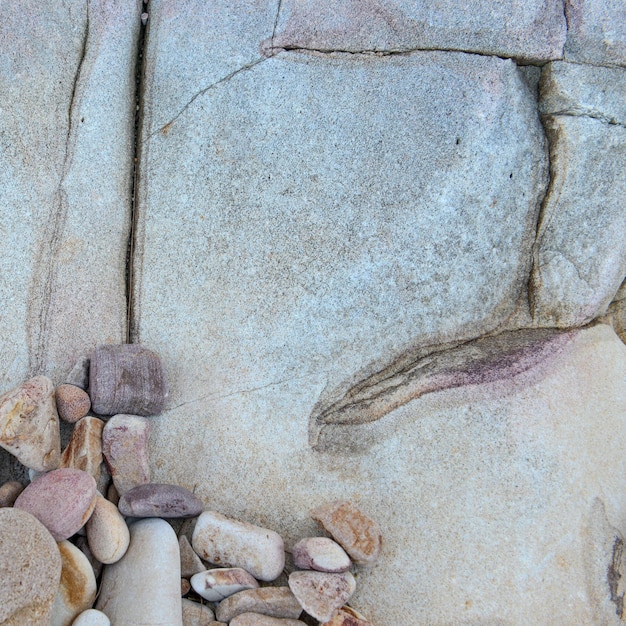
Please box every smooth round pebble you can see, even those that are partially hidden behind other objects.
[71,609,111,625]
[191,568,259,601]
[118,483,203,518]
[0,508,62,624]
[292,537,351,573]
[14,468,97,541]
[181,598,215,625]
[86,494,130,564]
[56,384,91,423]
[0,480,24,507]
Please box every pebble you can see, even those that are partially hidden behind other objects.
[50,540,97,626]
[14,468,97,541]
[288,571,356,623]
[71,609,111,625]
[86,493,130,564]
[291,537,351,573]
[181,598,215,625]
[191,567,259,601]
[118,483,203,518]
[180,534,206,578]
[74,536,103,580]
[230,615,306,626]
[89,344,167,416]
[310,501,382,566]
[0,479,24,507]
[96,518,182,625]
[106,482,120,505]
[321,606,372,625]
[55,384,91,424]
[181,578,191,596]
[0,508,62,624]
[215,588,302,623]
[101,414,151,495]
[60,416,104,483]
[65,356,90,390]
[192,511,285,582]
[0,375,61,472]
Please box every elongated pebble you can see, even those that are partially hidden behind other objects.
[86,494,130,564]
[15,468,97,541]
[191,568,259,601]
[292,537,351,573]
[320,606,371,625]
[71,609,111,625]
[60,416,104,483]
[230,614,306,626]
[118,483,203,518]
[180,535,205,578]
[216,588,302,623]
[310,501,381,566]
[55,384,91,424]
[193,511,284,581]
[181,598,215,626]
[288,571,356,623]
[0,480,24,507]
[102,414,150,496]
[50,540,97,626]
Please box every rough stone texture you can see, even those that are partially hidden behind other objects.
[230,615,306,626]
[610,281,626,344]
[118,482,203,518]
[531,116,626,327]
[321,607,371,626]
[540,61,626,126]
[0,480,24,507]
[96,518,182,625]
[181,599,215,626]
[564,0,626,67]
[180,535,206,579]
[288,571,356,622]
[0,0,138,393]
[60,415,105,484]
[50,540,97,626]
[56,384,91,424]
[190,568,259,602]
[272,0,566,62]
[0,376,61,472]
[215,588,303,623]
[0,508,62,625]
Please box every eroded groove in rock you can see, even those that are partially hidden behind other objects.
[310,327,574,434]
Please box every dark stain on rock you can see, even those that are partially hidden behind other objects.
[609,536,625,618]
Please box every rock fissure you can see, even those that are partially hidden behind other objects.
[546,110,626,129]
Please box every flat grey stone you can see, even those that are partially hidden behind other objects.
[531,115,626,326]
[540,61,626,126]
[564,0,626,67]
[0,0,138,396]
[272,0,566,62]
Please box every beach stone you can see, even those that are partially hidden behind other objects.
[60,416,105,484]
[192,511,285,581]
[56,385,91,424]
[320,606,371,625]
[102,414,151,496]
[85,493,130,564]
[190,568,259,602]
[14,468,97,541]
[311,502,381,567]
[0,376,61,472]
[292,537,351,573]
[118,482,203,518]
[288,571,356,623]
[65,357,90,391]
[50,540,97,626]
[89,344,167,416]
[539,62,626,126]
[181,578,191,596]
[0,507,62,625]
[180,535,205,578]
[73,536,103,580]
[230,615,306,626]
[215,588,303,623]
[564,0,626,67]
[0,480,24,507]
[181,599,215,626]
[530,115,626,327]
[71,609,111,626]
[96,518,182,625]
[272,0,566,62]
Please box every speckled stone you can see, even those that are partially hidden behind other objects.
[0,480,24,507]
[292,537,351,573]
[55,384,91,424]
[0,507,62,625]
[215,588,302,623]
[118,483,203,518]
[288,571,356,623]
[191,568,259,602]
[14,468,97,541]
[86,493,130,564]
[181,599,215,626]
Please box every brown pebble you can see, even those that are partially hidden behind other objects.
[0,480,24,507]
[320,606,372,625]
[181,597,216,625]
[107,482,120,505]
[55,384,91,423]
[182,578,191,596]
[60,415,104,483]
[216,588,302,623]
[310,501,382,566]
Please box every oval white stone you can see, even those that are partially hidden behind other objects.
[72,609,111,625]
[191,567,259,601]
[292,537,351,572]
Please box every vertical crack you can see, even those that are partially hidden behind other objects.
[126,3,149,344]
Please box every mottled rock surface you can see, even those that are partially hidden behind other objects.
[60,415,104,483]
[181,599,215,626]
[0,480,24,507]
[191,568,259,602]
[215,588,303,623]
[288,571,356,622]
[118,482,202,518]
[55,384,91,424]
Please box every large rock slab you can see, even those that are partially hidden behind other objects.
[0,0,139,397]
[564,0,626,67]
[272,0,566,62]
[530,115,626,326]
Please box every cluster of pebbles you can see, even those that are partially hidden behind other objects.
[0,344,381,625]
